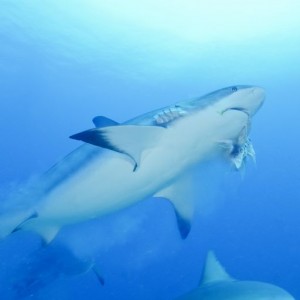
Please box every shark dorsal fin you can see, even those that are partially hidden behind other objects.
[200,251,233,286]
[92,116,119,128]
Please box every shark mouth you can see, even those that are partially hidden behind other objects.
[225,107,250,118]
[230,137,256,170]
[229,107,250,117]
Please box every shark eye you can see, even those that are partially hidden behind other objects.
[232,87,238,92]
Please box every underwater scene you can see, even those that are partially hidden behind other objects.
[0,1,299,299]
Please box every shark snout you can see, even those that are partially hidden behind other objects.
[218,85,265,119]
[247,86,265,116]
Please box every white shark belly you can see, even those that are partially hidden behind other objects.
[35,141,214,225]
[32,130,217,224]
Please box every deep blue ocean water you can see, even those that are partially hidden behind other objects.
[0,1,299,299]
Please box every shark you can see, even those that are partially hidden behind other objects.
[1,85,265,243]
[5,244,104,299]
[177,251,295,299]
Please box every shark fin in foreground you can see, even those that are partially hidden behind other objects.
[70,125,165,171]
[177,251,295,299]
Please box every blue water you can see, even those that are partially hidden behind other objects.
[0,1,299,299]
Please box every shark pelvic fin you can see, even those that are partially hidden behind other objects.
[0,210,35,239]
[154,175,195,239]
[70,125,165,171]
[200,251,233,286]
[92,116,119,128]
[10,213,60,244]
[33,225,60,244]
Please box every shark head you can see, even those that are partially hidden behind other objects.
[177,85,265,118]
[175,85,265,169]
[213,85,265,117]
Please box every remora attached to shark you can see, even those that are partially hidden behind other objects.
[177,251,295,299]
[3,85,265,243]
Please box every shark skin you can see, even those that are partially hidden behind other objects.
[177,251,295,300]
[4,85,265,243]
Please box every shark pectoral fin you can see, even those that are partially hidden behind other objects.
[92,116,119,128]
[34,225,60,244]
[21,219,60,244]
[154,176,195,239]
[70,125,165,171]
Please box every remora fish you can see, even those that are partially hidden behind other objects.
[177,251,295,299]
[3,85,265,243]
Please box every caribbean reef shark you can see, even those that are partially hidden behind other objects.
[177,251,294,299]
[2,85,265,243]
[5,244,103,299]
